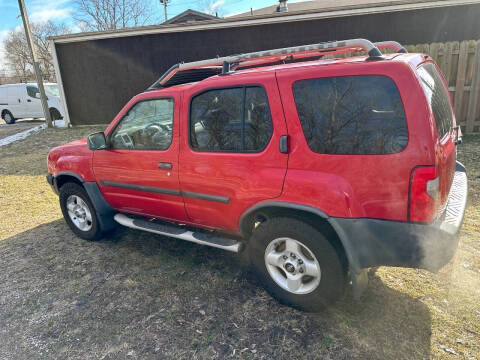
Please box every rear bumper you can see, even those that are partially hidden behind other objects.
[330,162,468,272]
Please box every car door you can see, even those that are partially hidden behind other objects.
[25,85,43,117]
[179,72,288,231]
[7,85,25,118]
[92,92,188,222]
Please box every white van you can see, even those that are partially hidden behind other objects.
[0,83,64,124]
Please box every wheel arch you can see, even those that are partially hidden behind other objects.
[55,172,116,232]
[239,201,351,272]
[49,107,61,119]
[55,171,84,190]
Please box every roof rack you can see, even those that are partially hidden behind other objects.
[148,38,407,89]
[374,41,407,54]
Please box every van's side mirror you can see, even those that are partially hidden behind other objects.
[87,132,107,150]
[35,92,41,99]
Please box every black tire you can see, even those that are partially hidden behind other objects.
[49,108,60,121]
[3,111,15,124]
[248,217,347,312]
[59,183,103,241]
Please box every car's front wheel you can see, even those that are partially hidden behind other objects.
[59,183,103,241]
[249,217,347,312]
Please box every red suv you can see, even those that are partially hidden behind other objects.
[47,39,468,311]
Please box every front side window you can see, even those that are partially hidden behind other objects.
[292,75,408,155]
[110,98,174,150]
[27,85,39,98]
[190,86,273,152]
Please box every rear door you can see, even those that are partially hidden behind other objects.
[179,72,288,231]
[0,87,7,109]
[416,63,457,208]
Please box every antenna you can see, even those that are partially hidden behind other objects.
[160,0,168,22]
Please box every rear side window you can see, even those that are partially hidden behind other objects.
[417,63,454,139]
[190,86,273,152]
[292,75,408,155]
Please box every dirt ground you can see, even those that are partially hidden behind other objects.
[0,126,479,359]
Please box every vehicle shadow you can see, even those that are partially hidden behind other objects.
[0,220,431,360]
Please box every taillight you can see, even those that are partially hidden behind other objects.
[409,165,439,223]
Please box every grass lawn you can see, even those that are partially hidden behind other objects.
[0,119,45,139]
[0,127,478,359]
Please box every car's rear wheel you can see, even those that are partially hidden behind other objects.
[59,183,103,241]
[248,217,346,312]
[3,111,15,124]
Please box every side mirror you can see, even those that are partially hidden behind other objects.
[87,132,107,150]
[35,92,41,99]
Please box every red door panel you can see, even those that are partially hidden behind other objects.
[179,72,288,231]
[93,92,187,222]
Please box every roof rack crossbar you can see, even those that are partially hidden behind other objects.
[150,38,383,89]
[374,41,407,54]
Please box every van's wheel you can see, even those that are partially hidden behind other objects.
[59,183,103,241]
[49,108,60,122]
[3,111,15,124]
[248,217,347,312]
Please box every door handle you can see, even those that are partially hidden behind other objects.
[27,99,31,102]
[18,99,21,103]
[279,135,288,154]
[158,162,172,169]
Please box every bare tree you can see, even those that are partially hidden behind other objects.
[3,21,70,83]
[73,0,154,31]
[4,30,31,82]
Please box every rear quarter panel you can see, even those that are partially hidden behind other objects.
[276,59,436,221]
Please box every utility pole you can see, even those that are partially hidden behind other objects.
[17,0,53,127]
[160,0,168,22]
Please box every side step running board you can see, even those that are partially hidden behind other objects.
[114,213,244,253]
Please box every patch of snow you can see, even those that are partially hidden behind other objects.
[0,124,47,147]
[53,119,67,128]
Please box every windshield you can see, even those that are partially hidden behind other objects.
[44,84,59,97]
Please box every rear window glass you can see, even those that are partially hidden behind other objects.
[292,75,408,155]
[417,63,454,139]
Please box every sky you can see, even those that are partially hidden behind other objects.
[0,0,309,35]
[0,0,309,71]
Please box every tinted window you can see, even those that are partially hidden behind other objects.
[417,64,453,139]
[110,98,174,150]
[293,76,408,155]
[190,86,273,152]
[27,85,39,98]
